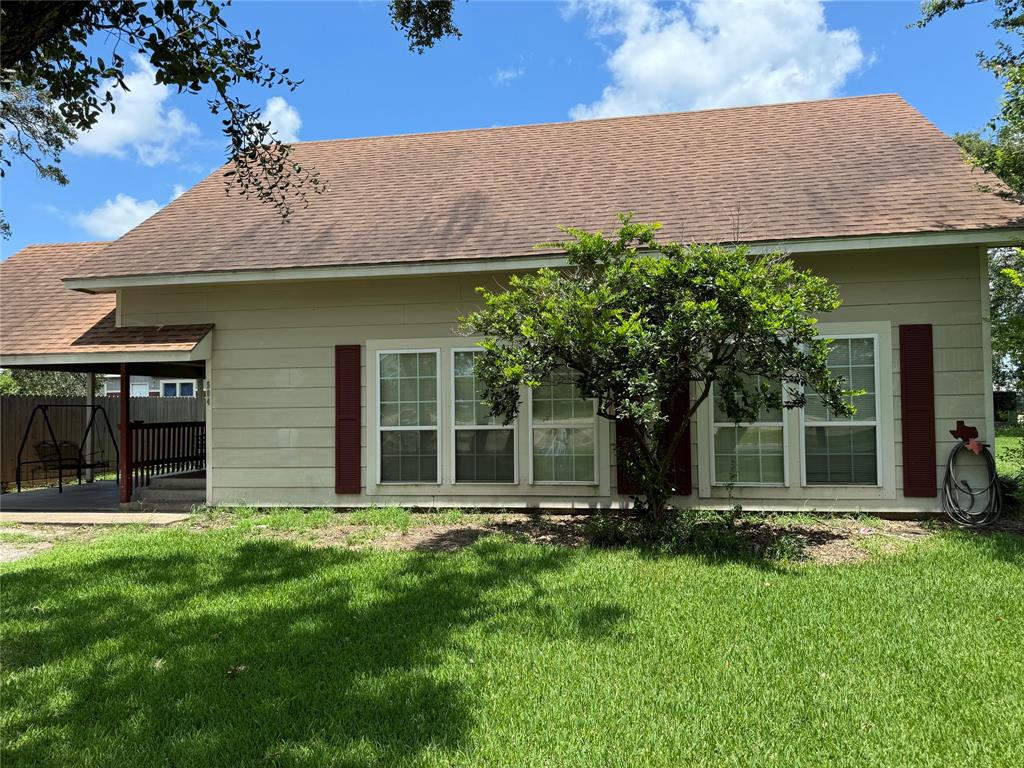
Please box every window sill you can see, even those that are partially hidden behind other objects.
[711,482,787,488]
[802,483,881,489]
[530,481,599,487]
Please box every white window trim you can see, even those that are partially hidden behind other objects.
[799,333,883,488]
[695,321,896,501]
[364,337,610,498]
[160,379,197,397]
[709,379,789,488]
[375,348,442,486]
[527,377,600,486]
[450,347,518,485]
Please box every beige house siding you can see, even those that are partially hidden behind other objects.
[118,244,992,512]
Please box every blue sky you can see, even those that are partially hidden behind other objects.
[0,0,1008,257]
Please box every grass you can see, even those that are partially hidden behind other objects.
[349,504,413,533]
[996,425,1023,475]
[194,505,488,547]
[739,511,886,529]
[2,527,1023,767]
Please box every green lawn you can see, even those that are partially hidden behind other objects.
[2,528,1023,767]
[996,426,1023,475]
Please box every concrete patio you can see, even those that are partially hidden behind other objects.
[1,480,122,512]
[0,480,189,525]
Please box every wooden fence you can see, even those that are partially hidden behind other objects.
[1,395,205,488]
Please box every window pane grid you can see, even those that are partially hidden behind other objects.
[455,428,516,484]
[379,351,439,483]
[530,369,596,483]
[531,375,595,427]
[454,350,503,427]
[453,350,515,483]
[532,427,595,483]
[804,425,878,485]
[713,426,785,485]
[805,338,876,423]
[712,376,785,485]
[803,336,879,486]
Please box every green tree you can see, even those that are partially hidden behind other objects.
[0,0,461,235]
[917,4,1024,397]
[460,216,853,519]
[990,248,1024,393]
[917,1,1024,198]
[0,370,100,397]
[0,370,17,395]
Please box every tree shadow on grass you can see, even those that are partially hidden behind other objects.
[941,526,1024,566]
[1,535,576,767]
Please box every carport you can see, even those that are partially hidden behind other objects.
[1,243,212,507]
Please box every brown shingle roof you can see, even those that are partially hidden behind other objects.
[1,243,211,357]
[70,94,1024,281]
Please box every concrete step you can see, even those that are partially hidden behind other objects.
[129,502,199,514]
[147,475,206,491]
[133,487,206,505]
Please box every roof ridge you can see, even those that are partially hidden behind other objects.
[287,93,905,147]
[2,242,109,265]
[15,241,108,250]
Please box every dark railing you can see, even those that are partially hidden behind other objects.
[129,420,206,489]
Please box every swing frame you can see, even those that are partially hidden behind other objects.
[15,404,120,493]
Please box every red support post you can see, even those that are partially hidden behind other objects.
[118,364,132,503]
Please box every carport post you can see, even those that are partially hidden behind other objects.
[84,372,95,482]
[118,364,131,503]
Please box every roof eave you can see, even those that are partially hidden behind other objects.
[62,227,1024,294]
[0,328,213,367]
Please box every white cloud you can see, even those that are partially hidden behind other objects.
[71,183,190,238]
[263,96,302,143]
[568,0,865,120]
[71,54,199,165]
[73,194,162,239]
[492,67,525,86]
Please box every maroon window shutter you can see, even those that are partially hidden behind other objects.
[616,381,692,497]
[335,345,362,494]
[615,421,641,496]
[666,380,693,496]
[899,325,936,497]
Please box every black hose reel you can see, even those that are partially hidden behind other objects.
[942,420,1003,527]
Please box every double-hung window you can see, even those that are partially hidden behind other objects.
[452,350,516,483]
[712,376,786,485]
[803,336,879,485]
[530,368,597,483]
[378,351,439,483]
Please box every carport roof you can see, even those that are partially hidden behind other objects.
[0,243,212,364]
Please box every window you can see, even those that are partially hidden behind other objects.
[378,351,439,483]
[452,350,516,483]
[104,377,120,396]
[161,380,196,397]
[712,377,785,485]
[803,336,879,485]
[530,368,597,483]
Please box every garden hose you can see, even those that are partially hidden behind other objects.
[941,440,1003,527]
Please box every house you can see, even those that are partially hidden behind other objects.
[1,94,1020,512]
[102,374,199,397]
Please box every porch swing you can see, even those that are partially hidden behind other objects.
[15,404,120,493]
